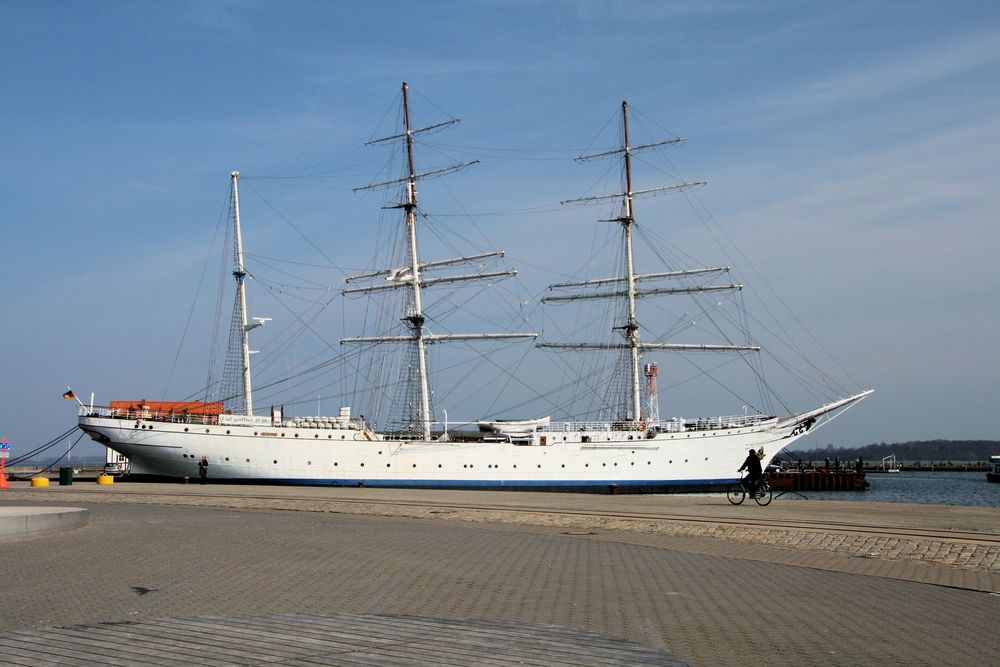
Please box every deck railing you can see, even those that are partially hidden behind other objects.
[81,405,771,434]
[79,405,221,425]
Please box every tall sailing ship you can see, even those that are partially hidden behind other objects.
[79,84,871,491]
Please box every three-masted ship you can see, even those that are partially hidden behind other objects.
[79,85,871,491]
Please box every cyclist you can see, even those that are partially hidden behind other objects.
[738,448,762,497]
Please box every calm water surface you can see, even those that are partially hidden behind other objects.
[788,471,998,508]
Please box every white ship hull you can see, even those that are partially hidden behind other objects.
[77,407,847,492]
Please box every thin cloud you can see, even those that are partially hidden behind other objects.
[768,31,1000,116]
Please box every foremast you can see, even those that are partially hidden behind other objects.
[342,82,537,440]
[540,101,758,427]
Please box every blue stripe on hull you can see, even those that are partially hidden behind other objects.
[127,476,740,493]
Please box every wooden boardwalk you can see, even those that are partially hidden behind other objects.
[0,612,686,666]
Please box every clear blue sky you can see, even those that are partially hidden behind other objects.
[2,1,998,459]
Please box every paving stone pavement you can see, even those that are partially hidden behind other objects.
[1,501,998,666]
[7,484,996,576]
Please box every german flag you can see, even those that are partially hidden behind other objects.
[62,389,76,400]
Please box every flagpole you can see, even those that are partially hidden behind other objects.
[65,387,84,408]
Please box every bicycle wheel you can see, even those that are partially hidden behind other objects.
[727,483,746,505]
[754,483,773,506]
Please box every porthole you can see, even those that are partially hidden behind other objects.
[205,429,210,433]
[585,463,589,468]
[334,462,338,467]
[704,457,708,461]
[184,428,189,432]
[294,433,299,438]
[561,464,565,468]
[341,435,345,439]
[253,431,258,436]
[602,463,606,467]
[669,460,673,464]
[438,464,442,468]
[631,462,634,466]
[328,435,332,439]
[245,458,250,463]
[412,464,416,468]
[537,464,541,469]
[378,450,383,455]
[463,464,467,468]
[386,464,390,468]
[685,459,688,463]
[281,433,285,437]
[225,457,230,461]
[273,460,278,464]
[614,462,618,467]
[307,461,312,465]
[488,465,492,469]
[226,430,230,434]
[315,435,319,439]
[469,464,473,469]
[513,465,517,469]
[360,463,365,467]
[182,454,188,458]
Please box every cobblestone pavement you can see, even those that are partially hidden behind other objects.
[5,484,997,576]
[1,500,998,666]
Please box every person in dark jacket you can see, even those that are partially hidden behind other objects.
[198,456,208,484]
[738,448,763,496]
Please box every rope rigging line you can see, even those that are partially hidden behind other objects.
[20,431,88,478]
[243,183,345,272]
[6,425,85,468]
[164,185,232,401]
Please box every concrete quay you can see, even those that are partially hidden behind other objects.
[0,506,88,540]
[1,483,998,665]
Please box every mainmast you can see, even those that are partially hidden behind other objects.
[343,82,536,440]
[540,101,758,426]
[400,83,433,440]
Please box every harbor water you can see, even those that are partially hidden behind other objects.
[787,471,998,508]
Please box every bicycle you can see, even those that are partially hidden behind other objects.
[726,472,772,506]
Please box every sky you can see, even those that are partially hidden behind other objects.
[1,0,998,461]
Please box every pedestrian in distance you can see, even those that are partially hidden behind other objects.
[198,456,208,484]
